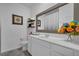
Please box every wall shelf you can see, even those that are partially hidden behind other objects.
[27,18,35,28]
[27,20,35,22]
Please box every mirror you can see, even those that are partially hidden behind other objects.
[36,3,67,33]
[36,9,59,33]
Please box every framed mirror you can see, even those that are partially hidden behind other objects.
[36,3,67,33]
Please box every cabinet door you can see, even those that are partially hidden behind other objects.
[51,44,73,56]
[31,38,50,56]
[51,51,63,56]
[59,4,74,28]
[28,36,32,54]
[31,42,50,56]
[74,50,79,56]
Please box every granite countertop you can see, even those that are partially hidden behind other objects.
[29,34,79,51]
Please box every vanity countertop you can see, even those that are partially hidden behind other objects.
[29,34,79,51]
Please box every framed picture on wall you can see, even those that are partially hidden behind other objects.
[12,14,23,25]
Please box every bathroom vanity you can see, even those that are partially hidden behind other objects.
[28,34,79,56]
[27,3,79,56]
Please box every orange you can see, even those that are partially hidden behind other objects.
[66,27,74,32]
[58,27,65,33]
[75,26,79,32]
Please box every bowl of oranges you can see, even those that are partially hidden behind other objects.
[58,20,79,35]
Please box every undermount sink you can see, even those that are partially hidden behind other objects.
[39,35,67,41]
[48,36,66,40]
[39,34,51,38]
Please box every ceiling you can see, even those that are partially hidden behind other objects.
[21,3,39,7]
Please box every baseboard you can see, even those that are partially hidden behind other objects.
[1,46,21,53]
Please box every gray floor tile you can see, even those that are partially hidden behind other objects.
[0,49,31,56]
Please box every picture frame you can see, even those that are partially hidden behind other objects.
[37,20,41,26]
[12,14,23,25]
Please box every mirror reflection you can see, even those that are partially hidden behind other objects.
[37,9,59,33]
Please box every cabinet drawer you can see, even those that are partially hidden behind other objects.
[51,44,73,56]
[32,37,50,48]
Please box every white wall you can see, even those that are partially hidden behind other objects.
[0,3,31,53]
[31,3,57,17]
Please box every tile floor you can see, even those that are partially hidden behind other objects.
[0,48,31,56]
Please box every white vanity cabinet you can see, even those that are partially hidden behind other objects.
[28,36,76,56]
[74,50,79,56]
[31,37,50,56]
[50,51,62,56]
[31,42,50,56]
[50,44,74,56]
